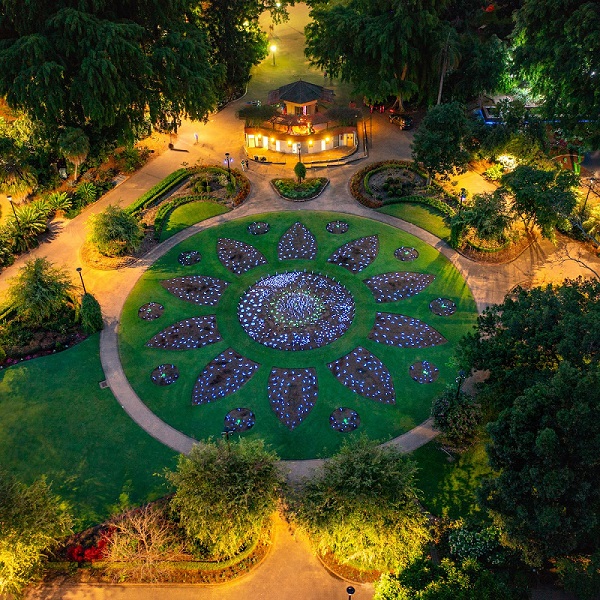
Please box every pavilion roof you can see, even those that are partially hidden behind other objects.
[267,80,335,105]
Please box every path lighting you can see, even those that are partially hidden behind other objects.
[582,176,596,216]
[270,44,277,66]
[459,188,466,214]
[76,267,87,295]
[297,142,302,163]
[225,152,232,183]
[7,195,21,231]
[347,586,356,600]
[222,425,234,451]
[455,369,466,401]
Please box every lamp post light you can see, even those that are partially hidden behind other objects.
[581,176,596,216]
[76,267,87,295]
[297,142,302,163]
[270,44,277,66]
[459,188,466,215]
[222,426,234,452]
[7,195,20,230]
[224,152,232,183]
[455,369,466,402]
[346,586,356,600]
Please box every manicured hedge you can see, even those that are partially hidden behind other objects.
[382,194,456,217]
[126,168,190,216]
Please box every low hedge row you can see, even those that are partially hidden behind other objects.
[382,194,456,217]
[126,168,190,216]
[363,161,425,196]
[271,177,328,200]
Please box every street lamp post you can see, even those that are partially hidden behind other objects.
[224,152,232,183]
[222,426,234,452]
[76,267,87,295]
[581,176,595,216]
[297,142,302,163]
[7,196,20,230]
[270,44,277,66]
[459,188,466,215]
[347,586,356,600]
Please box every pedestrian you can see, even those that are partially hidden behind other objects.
[194,132,198,144]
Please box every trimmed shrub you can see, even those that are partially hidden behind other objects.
[80,293,103,333]
[126,169,189,215]
[88,205,143,257]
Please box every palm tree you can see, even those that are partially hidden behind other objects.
[58,128,89,181]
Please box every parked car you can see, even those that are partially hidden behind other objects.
[389,115,413,129]
[246,100,261,107]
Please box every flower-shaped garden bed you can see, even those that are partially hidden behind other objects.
[119,211,477,459]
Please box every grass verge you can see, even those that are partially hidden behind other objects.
[377,203,451,240]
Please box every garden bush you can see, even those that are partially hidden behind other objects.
[126,168,189,216]
[79,293,103,334]
[88,205,143,257]
[431,387,482,448]
[272,177,327,200]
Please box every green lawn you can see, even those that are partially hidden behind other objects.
[0,335,177,527]
[160,201,230,242]
[377,203,451,240]
[120,211,477,460]
[413,439,493,520]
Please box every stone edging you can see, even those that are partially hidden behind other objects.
[269,178,330,202]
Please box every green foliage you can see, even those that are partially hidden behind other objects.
[272,177,327,199]
[481,365,600,565]
[7,258,73,327]
[305,0,444,107]
[500,165,578,238]
[292,437,429,571]
[88,205,143,257]
[115,146,150,173]
[383,194,455,217]
[237,105,280,126]
[448,523,508,567]
[374,557,521,600]
[46,191,72,213]
[166,439,282,560]
[0,2,222,142]
[0,474,72,598]
[5,203,48,252]
[454,191,513,243]
[58,128,89,180]
[79,293,103,334]
[431,388,482,448]
[556,553,600,600]
[483,164,504,181]
[411,102,471,180]
[126,168,189,215]
[74,182,98,208]
[513,0,600,146]
[294,161,306,183]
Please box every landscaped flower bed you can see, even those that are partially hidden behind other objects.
[271,177,328,201]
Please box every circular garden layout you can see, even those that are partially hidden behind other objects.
[119,212,477,459]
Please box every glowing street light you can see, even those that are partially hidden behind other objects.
[270,44,277,66]
[581,176,596,217]
[224,152,232,183]
[76,267,87,295]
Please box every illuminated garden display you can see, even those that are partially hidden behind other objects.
[120,212,477,459]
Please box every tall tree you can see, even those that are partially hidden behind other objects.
[0,474,72,598]
[292,437,429,572]
[411,102,472,182]
[500,165,578,238]
[0,0,222,142]
[304,0,445,109]
[513,0,600,147]
[166,439,282,560]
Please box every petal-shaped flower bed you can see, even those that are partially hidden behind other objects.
[217,238,267,274]
[327,236,379,273]
[138,302,164,321]
[268,367,318,430]
[330,407,360,432]
[363,272,435,303]
[192,349,260,404]
[161,276,229,307]
[278,222,318,260]
[368,313,447,348]
[328,347,395,404]
[146,316,221,350]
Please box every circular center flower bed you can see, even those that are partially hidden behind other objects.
[238,271,355,351]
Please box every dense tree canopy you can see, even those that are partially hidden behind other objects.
[166,439,282,560]
[293,437,429,572]
[0,0,223,141]
[304,0,445,108]
[411,102,471,180]
[513,0,600,146]
[0,474,72,597]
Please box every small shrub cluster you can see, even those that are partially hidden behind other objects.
[382,194,456,217]
[114,146,151,173]
[431,387,482,449]
[483,163,505,181]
